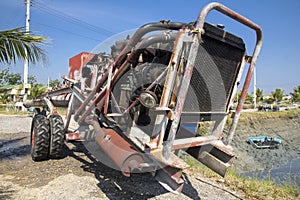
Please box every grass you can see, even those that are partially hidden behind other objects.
[239,109,300,122]
[226,170,299,200]
[184,154,300,200]
[0,104,28,115]
[1,103,299,198]
[0,104,68,116]
[56,107,67,115]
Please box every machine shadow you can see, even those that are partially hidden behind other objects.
[66,141,201,199]
[0,136,30,159]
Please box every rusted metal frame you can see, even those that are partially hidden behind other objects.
[181,111,227,115]
[108,68,168,119]
[77,26,182,124]
[151,148,190,193]
[210,53,248,139]
[23,99,46,108]
[114,22,189,68]
[104,34,175,116]
[86,115,187,193]
[43,97,59,115]
[149,32,186,149]
[38,86,72,99]
[155,166,184,194]
[65,132,81,141]
[163,33,200,160]
[107,66,169,118]
[227,56,247,111]
[76,58,131,123]
[110,92,122,114]
[103,64,113,114]
[172,135,217,150]
[208,56,248,140]
[77,61,130,123]
[64,93,74,132]
[180,112,227,140]
[77,62,132,124]
[196,2,263,34]
[176,58,247,140]
[75,68,109,123]
[71,86,86,103]
[134,33,176,50]
[195,2,263,145]
[61,75,76,84]
[211,116,228,139]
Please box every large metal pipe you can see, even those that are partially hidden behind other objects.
[114,21,189,67]
[89,118,145,177]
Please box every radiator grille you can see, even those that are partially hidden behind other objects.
[183,24,245,113]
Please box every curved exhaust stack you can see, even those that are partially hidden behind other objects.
[90,118,146,177]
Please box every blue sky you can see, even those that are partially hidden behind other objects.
[0,0,300,94]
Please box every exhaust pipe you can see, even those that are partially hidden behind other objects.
[90,118,145,177]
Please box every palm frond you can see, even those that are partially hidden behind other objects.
[0,27,47,64]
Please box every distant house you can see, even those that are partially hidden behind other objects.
[0,84,31,111]
[263,95,271,100]
[283,95,292,101]
[0,84,31,102]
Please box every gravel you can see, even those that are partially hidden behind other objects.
[0,114,247,200]
[1,113,299,199]
[3,114,300,199]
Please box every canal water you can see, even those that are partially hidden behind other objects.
[241,157,300,186]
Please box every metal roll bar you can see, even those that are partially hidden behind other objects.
[194,2,263,145]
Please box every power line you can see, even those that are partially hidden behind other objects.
[34,21,102,42]
[31,0,114,36]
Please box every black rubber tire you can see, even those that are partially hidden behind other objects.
[31,114,50,161]
[48,115,65,159]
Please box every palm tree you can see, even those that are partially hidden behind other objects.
[0,27,46,64]
[256,88,264,103]
[29,84,46,100]
[290,85,300,103]
[271,88,285,102]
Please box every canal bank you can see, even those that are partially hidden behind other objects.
[230,110,300,185]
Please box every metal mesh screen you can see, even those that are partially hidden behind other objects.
[183,24,245,113]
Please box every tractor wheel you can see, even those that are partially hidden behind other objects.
[48,115,65,159]
[31,114,50,161]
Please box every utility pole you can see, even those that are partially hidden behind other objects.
[253,66,257,109]
[23,0,30,101]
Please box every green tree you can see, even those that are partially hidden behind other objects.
[246,93,253,103]
[0,27,46,64]
[0,93,11,104]
[49,79,61,88]
[256,88,264,103]
[0,68,9,86]
[290,85,300,103]
[234,90,242,103]
[0,68,22,86]
[28,75,37,85]
[265,98,275,104]
[234,90,253,104]
[7,72,22,85]
[29,84,46,100]
[271,88,285,102]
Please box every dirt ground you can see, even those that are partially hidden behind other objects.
[0,115,246,200]
[0,114,299,199]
